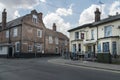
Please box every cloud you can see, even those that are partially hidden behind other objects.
[43,6,72,36]
[79,4,106,25]
[0,0,41,21]
[56,5,73,16]
[14,10,20,19]
[40,0,46,3]
[109,1,120,15]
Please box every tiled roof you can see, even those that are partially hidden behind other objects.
[46,28,69,40]
[68,14,120,32]
[0,16,24,29]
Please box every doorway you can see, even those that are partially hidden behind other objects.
[8,47,13,57]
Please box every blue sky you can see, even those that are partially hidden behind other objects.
[0,0,120,36]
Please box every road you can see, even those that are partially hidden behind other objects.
[0,57,120,80]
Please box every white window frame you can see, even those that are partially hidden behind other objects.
[6,30,9,38]
[49,36,53,44]
[32,14,38,23]
[13,28,18,37]
[91,29,94,40]
[15,42,20,52]
[37,44,42,52]
[28,45,33,52]
[37,29,42,38]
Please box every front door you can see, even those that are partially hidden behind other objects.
[8,47,13,57]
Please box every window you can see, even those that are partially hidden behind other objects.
[55,47,59,54]
[104,26,112,37]
[65,40,68,46]
[78,44,81,52]
[32,14,38,23]
[91,30,94,40]
[72,44,76,53]
[75,32,79,39]
[55,37,59,44]
[81,33,84,39]
[49,36,53,44]
[103,42,109,52]
[6,30,9,38]
[37,44,42,52]
[15,42,20,52]
[0,47,2,51]
[13,28,18,37]
[97,43,101,52]
[28,45,33,52]
[37,29,42,38]
[112,41,117,55]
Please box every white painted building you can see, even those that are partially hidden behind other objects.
[68,8,120,57]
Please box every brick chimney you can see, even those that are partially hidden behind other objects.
[94,8,101,22]
[38,12,43,20]
[53,23,56,31]
[2,9,7,29]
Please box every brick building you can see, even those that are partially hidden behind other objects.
[0,9,69,58]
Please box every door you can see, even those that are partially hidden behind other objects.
[8,47,13,57]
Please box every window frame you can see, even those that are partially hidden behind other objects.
[28,45,33,52]
[37,29,42,38]
[13,28,18,37]
[6,30,9,38]
[15,42,20,52]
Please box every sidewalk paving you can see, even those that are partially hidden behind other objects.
[48,58,120,72]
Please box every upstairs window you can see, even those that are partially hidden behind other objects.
[65,40,68,46]
[6,30,9,38]
[81,33,84,39]
[32,14,38,23]
[49,36,53,44]
[13,28,18,37]
[91,30,94,40]
[75,32,79,40]
[104,26,112,37]
[37,29,42,38]
[55,37,59,44]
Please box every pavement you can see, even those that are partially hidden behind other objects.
[48,58,120,73]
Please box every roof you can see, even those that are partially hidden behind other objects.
[0,16,24,29]
[68,14,120,32]
[46,28,69,40]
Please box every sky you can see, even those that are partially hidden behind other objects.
[0,0,120,37]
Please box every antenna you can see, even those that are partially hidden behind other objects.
[98,0,104,13]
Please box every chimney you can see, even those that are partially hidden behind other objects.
[2,9,7,29]
[94,8,101,22]
[53,23,56,31]
[38,12,43,20]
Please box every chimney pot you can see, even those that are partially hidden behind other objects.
[53,23,56,31]
[94,8,101,22]
[2,8,7,29]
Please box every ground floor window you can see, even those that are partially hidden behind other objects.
[103,42,109,52]
[97,43,101,52]
[37,44,42,52]
[0,47,2,51]
[72,44,76,53]
[15,42,20,52]
[55,47,59,54]
[28,45,33,52]
[112,41,117,56]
